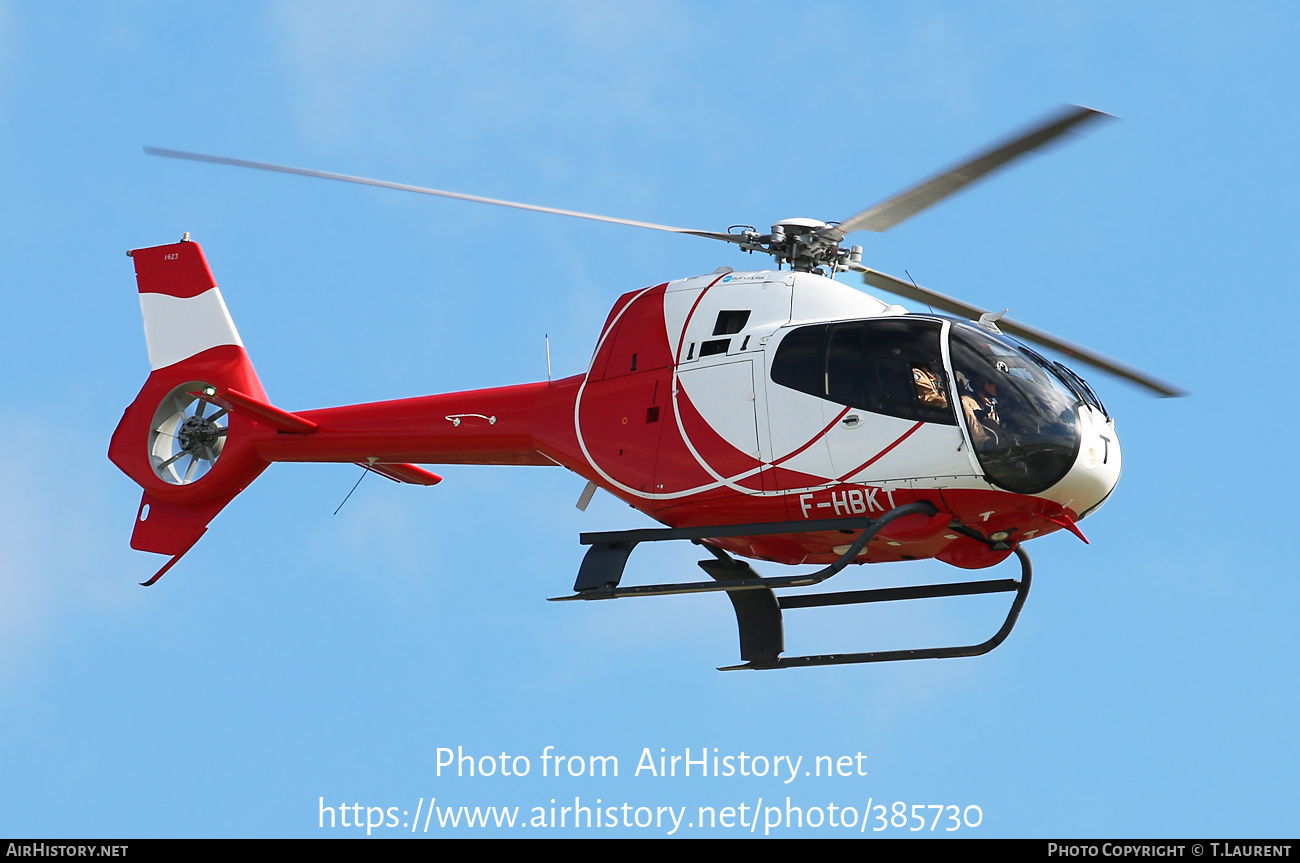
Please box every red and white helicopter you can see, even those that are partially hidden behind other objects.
[111,106,1180,670]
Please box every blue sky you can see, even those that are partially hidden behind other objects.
[1,1,1297,838]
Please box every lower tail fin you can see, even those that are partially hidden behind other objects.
[109,238,273,584]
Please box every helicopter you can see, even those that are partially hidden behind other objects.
[110,105,1180,671]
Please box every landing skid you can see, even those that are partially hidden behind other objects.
[551,502,1032,671]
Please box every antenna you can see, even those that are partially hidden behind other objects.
[905,270,935,315]
[333,457,378,515]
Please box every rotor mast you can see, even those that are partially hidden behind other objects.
[726,217,862,273]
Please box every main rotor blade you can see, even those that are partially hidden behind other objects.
[838,106,1111,234]
[144,147,742,244]
[860,268,1184,397]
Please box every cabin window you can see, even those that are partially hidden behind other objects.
[770,324,826,397]
[770,319,955,425]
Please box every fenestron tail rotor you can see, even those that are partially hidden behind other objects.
[148,382,229,485]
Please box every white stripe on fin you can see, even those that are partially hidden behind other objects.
[139,287,244,370]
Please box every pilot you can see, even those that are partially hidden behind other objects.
[961,374,1002,447]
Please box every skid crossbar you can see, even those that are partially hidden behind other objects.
[551,502,939,601]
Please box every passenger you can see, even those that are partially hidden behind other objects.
[912,365,949,410]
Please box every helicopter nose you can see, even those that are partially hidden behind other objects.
[1049,406,1121,519]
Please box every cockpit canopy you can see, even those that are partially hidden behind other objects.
[771,316,1100,495]
[948,322,1082,494]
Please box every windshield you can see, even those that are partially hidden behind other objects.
[949,323,1081,494]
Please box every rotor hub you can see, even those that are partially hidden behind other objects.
[732,218,861,273]
[177,414,224,453]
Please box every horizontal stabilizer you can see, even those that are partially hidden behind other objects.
[362,462,443,485]
[192,386,318,433]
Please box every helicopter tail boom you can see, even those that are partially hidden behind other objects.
[250,382,558,468]
[111,239,568,584]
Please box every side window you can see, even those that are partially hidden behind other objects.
[770,324,826,397]
[713,310,751,336]
[771,319,955,425]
